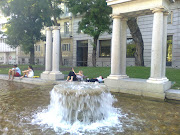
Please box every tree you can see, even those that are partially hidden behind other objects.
[66,0,112,67]
[127,18,144,66]
[0,0,63,65]
[0,0,51,64]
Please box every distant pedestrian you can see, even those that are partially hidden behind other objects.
[8,65,21,81]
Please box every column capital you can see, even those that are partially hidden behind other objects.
[151,7,165,13]
[110,14,123,19]
[163,11,169,16]
[46,27,52,31]
[121,17,128,21]
[53,26,61,30]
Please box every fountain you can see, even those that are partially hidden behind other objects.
[0,80,179,134]
[32,82,122,134]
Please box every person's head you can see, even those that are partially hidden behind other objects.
[13,65,17,68]
[99,76,103,79]
[79,70,83,74]
[28,65,33,71]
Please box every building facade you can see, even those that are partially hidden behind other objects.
[58,4,74,66]
[71,0,180,68]
[0,1,180,68]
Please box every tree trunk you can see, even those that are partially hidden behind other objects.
[127,17,144,66]
[29,46,35,65]
[92,38,98,67]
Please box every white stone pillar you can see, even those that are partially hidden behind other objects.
[51,26,60,73]
[162,12,169,82]
[107,14,128,79]
[120,18,128,77]
[49,26,64,80]
[147,8,164,83]
[43,27,52,74]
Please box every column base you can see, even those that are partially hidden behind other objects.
[42,71,51,74]
[147,77,169,83]
[107,74,129,80]
[162,77,169,82]
[105,78,171,100]
[49,72,64,80]
[41,72,50,80]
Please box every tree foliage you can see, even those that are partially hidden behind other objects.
[0,0,63,64]
[66,0,112,66]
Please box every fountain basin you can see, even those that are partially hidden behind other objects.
[49,82,117,125]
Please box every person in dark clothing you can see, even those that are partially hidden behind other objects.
[86,76,104,83]
[67,71,78,81]
[66,68,84,82]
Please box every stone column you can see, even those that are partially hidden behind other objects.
[43,27,52,74]
[162,12,169,82]
[147,8,164,83]
[107,14,128,79]
[120,18,128,77]
[51,26,60,73]
[49,26,64,80]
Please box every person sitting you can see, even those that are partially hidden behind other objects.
[20,65,34,79]
[8,64,21,80]
[86,76,104,83]
[66,68,84,82]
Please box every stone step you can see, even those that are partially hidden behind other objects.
[165,89,180,101]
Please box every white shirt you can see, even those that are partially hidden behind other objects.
[76,74,84,81]
[28,69,34,78]
[97,77,103,82]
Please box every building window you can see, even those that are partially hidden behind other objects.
[99,40,111,57]
[35,46,38,51]
[22,58,25,64]
[127,38,136,58]
[64,5,69,14]
[168,11,173,24]
[64,22,69,34]
[35,45,40,52]
[0,38,6,43]
[166,35,173,66]
[62,44,70,51]
[64,59,68,66]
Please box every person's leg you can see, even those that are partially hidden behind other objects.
[26,72,29,77]
[20,72,26,79]
[11,71,15,80]
[89,79,98,82]
[8,69,12,80]
[66,76,70,81]
[70,76,74,82]
[68,71,74,76]
[67,71,76,81]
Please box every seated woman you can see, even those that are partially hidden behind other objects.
[20,65,34,79]
[66,68,84,82]
[86,76,104,83]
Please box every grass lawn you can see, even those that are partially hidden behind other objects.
[0,65,179,89]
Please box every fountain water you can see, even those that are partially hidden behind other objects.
[32,82,122,134]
